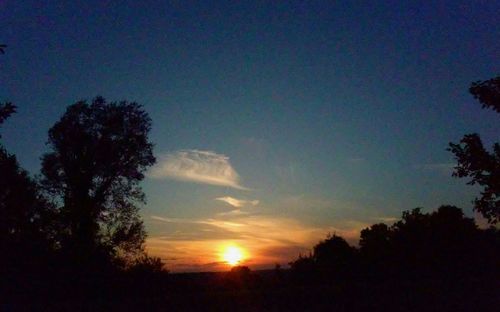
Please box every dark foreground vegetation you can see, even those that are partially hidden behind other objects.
[3,204,499,311]
[1,46,499,312]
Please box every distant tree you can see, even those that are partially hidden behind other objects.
[448,76,500,224]
[230,265,251,275]
[40,97,156,266]
[273,263,283,282]
[312,233,357,276]
[289,253,314,275]
[227,265,253,288]
[129,255,166,274]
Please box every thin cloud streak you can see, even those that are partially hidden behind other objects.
[215,196,259,208]
[148,150,248,190]
[414,163,455,174]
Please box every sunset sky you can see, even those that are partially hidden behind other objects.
[1,1,499,272]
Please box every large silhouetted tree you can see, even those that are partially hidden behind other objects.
[449,76,500,224]
[40,97,156,266]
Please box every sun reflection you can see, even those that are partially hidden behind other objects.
[221,245,246,266]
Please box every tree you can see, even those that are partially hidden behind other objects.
[469,76,500,113]
[359,223,392,267]
[40,97,156,266]
[313,233,355,266]
[311,233,357,279]
[448,76,500,224]
[129,254,166,274]
[0,103,55,274]
[0,102,16,127]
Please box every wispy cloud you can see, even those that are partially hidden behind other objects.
[414,163,455,175]
[148,150,248,190]
[216,209,249,216]
[373,216,399,223]
[215,196,259,208]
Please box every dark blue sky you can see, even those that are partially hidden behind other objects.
[1,0,499,271]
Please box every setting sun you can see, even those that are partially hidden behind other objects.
[221,245,246,266]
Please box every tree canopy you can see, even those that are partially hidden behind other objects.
[449,76,500,224]
[40,97,156,265]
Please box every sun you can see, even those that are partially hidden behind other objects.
[222,245,245,266]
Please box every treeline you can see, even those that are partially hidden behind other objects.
[290,206,499,283]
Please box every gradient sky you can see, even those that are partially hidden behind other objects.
[1,1,499,272]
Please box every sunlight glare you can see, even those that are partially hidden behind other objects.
[222,245,245,266]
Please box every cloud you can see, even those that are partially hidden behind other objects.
[414,163,455,175]
[373,216,399,223]
[148,150,248,190]
[215,196,259,208]
[216,209,249,217]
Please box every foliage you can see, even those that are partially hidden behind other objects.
[448,76,500,224]
[359,223,391,267]
[40,96,156,265]
[291,205,498,283]
[312,233,356,273]
[289,253,314,273]
[0,102,16,128]
[0,148,54,247]
[289,234,357,281]
[469,76,500,113]
[0,105,55,273]
[129,254,166,274]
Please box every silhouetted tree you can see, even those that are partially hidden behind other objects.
[227,266,254,288]
[449,76,500,224]
[129,254,166,274]
[289,253,315,282]
[40,97,156,267]
[382,206,493,278]
[0,104,55,276]
[0,44,6,54]
[469,76,500,112]
[290,233,357,282]
[312,233,357,279]
[0,102,16,127]
[359,223,392,273]
[0,148,56,263]
[230,265,251,275]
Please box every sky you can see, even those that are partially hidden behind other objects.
[1,0,499,272]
